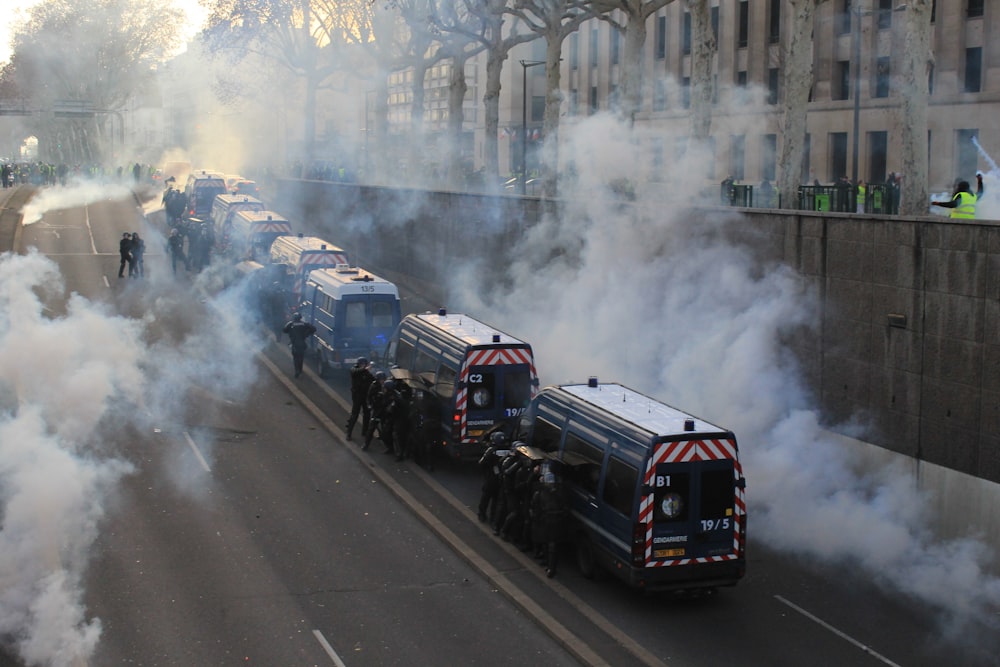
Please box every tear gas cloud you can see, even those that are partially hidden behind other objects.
[0,186,269,665]
[454,108,1000,641]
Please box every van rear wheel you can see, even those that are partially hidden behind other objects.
[316,349,328,378]
[575,535,600,580]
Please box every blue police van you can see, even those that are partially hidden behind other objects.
[515,378,747,593]
[299,265,401,376]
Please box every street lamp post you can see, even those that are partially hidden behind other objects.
[851,4,862,187]
[519,60,544,195]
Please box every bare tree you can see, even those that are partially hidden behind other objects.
[203,0,372,169]
[508,0,595,198]
[436,0,534,187]
[894,1,932,216]
[5,0,182,163]
[777,0,817,208]
[591,0,674,125]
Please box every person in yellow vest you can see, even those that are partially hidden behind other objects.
[856,179,866,213]
[932,180,977,219]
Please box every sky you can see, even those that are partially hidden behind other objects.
[0,0,208,64]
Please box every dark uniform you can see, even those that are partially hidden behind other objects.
[118,233,133,278]
[385,381,412,461]
[530,462,570,577]
[478,431,510,523]
[130,232,145,278]
[167,228,188,275]
[346,358,375,440]
[282,314,316,378]
[364,372,387,451]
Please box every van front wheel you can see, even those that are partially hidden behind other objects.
[575,535,600,580]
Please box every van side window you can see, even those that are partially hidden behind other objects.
[531,417,562,452]
[372,301,395,328]
[436,363,457,399]
[345,301,366,327]
[603,456,639,517]
[564,432,604,495]
[321,294,333,314]
[414,349,437,374]
[396,340,415,369]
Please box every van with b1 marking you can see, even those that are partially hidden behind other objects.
[299,265,401,376]
[382,309,538,460]
[516,378,746,593]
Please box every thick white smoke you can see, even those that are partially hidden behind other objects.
[0,251,137,665]
[0,181,269,665]
[455,111,1000,636]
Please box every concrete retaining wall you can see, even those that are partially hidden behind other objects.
[273,180,1000,489]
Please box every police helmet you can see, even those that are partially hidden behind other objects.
[292,313,302,321]
[357,357,369,367]
[383,379,395,391]
[490,431,507,447]
[374,371,386,382]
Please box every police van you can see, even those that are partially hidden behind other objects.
[299,265,401,376]
[516,378,746,593]
[269,234,350,303]
[211,194,264,233]
[382,310,538,460]
[225,210,292,262]
[184,170,228,218]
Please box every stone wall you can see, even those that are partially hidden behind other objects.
[273,180,1000,484]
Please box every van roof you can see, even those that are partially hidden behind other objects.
[214,194,263,207]
[232,210,289,224]
[309,266,399,297]
[271,235,346,254]
[557,382,728,438]
[413,312,529,346]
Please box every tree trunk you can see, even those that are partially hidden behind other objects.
[618,18,645,126]
[687,0,715,141]
[895,1,933,216]
[777,0,816,209]
[446,53,470,189]
[409,63,430,186]
[541,34,564,199]
[482,48,505,186]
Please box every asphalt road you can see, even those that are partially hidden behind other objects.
[1,182,997,667]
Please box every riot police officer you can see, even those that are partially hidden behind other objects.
[346,358,374,441]
[282,313,316,378]
[363,371,387,451]
[478,430,510,524]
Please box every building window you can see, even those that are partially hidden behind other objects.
[768,68,779,105]
[738,1,749,48]
[590,86,598,113]
[568,89,578,115]
[654,79,667,111]
[830,132,848,181]
[655,16,666,59]
[768,0,781,43]
[877,0,893,30]
[968,0,984,18]
[802,133,812,184]
[928,63,934,95]
[737,70,747,87]
[682,77,691,108]
[570,33,579,70]
[651,138,665,179]
[869,131,888,184]
[683,12,691,55]
[762,134,777,181]
[531,96,545,122]
[611,27,621,66]
[711,6,719,42]
[590,28,598,67]
[836,61,850,101]
[838,0,852,35]
[965,47,982,93]
[874,57,891,98]
[958,129,979,177]
[731,135,746,181]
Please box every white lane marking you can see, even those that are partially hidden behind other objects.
[774,595,903,667]
[312,629,348,667]
[85,205,98,254]
[182,431,212,473]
